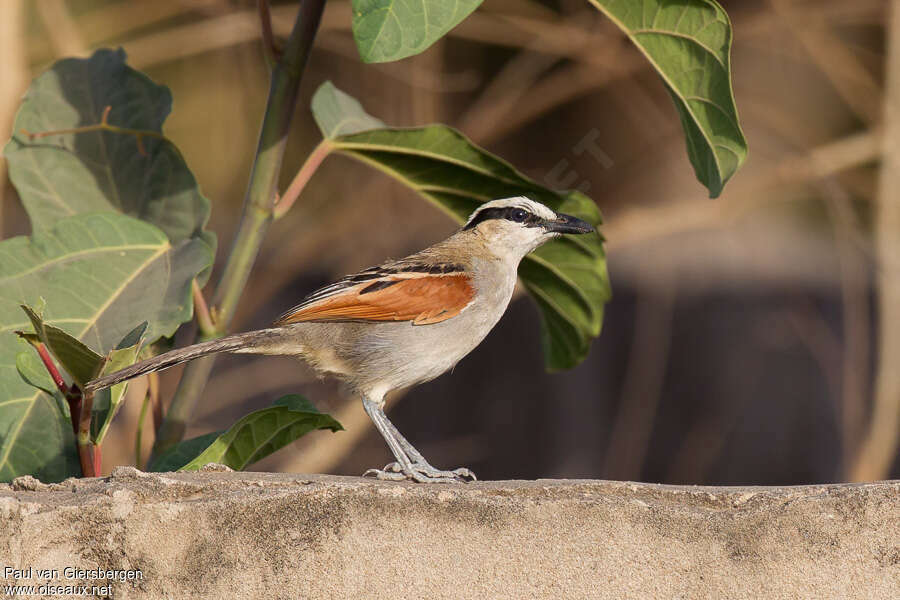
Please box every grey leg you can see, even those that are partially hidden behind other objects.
[382,415,476,481]
[361,397,475,483]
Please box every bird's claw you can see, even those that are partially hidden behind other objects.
[364,461,476,483]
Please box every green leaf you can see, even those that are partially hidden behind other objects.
[3,48,216,255]
[0,213,212,482]
[352,0,483,63]
[587,0,747,197]
[149,431,221,473]
[21,304,104,387]
[150,395,343,472]
[311,82,610,369]
[312,82,386,138]
[92,322,147,444]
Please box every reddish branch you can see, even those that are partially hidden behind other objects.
[17,334,99,476]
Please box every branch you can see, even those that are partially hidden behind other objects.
[192,279,216,338]
[258,0,280,65]
[15,334,85,446]
[17,336,68,396]
[274,139,332,219]
[151,0,327,461]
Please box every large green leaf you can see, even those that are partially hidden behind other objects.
[312,82,610,370]
[351,0,482,63]
[150,395,343,472]
[0,213,212,482]
[587,0,746,197]
[3,48,215,253]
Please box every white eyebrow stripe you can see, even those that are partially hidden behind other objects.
[465,196,558,224]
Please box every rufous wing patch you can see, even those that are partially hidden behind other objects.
[274,274,475,326]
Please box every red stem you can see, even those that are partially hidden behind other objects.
[92,444,102,476]
[34,342,68,395]
[23,338,80,438]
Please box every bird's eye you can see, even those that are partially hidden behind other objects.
[510,209,528,222]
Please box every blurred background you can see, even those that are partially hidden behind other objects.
[2,0,898,485]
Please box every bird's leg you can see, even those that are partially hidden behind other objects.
[382,416,476,481]
[361,397,475,483]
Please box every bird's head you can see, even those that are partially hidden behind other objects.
[462,196,594,260]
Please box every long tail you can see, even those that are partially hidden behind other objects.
[84,328,285,393]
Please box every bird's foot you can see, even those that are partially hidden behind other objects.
[364,461,476,483]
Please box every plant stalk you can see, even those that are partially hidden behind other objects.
[274,138,331,219]
[151,0,326,461]
[76,389,96,476]
[850,0,900,481]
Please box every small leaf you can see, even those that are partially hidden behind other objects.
[352,0,483,63]
[21,304,105,387]
[92,322,147,444]
[311,82,610,369]
[0,213,211,483]
[312,81,385,138]
[586,0,747,197]
[3,49,215,253]
[150,395,343,472]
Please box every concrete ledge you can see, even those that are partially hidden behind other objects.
[1,470,898,598]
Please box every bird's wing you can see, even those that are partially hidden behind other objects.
[273,265,476,326]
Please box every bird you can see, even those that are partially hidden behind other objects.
[85,196,595,483]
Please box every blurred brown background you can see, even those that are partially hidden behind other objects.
[2,0,897,484]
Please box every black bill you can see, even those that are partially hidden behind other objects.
[544,213,594,234]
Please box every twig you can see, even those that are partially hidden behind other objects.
[19,337,69,396]
[192,279,216,338]
[17,334,102,477]
[257,0,280,65]
[20,105,166,156]
[15,335,84,441]
[274,139,332,220]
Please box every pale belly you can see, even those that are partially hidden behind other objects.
[289,297,509,397]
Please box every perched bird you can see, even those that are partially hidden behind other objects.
[85,196,594,482]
